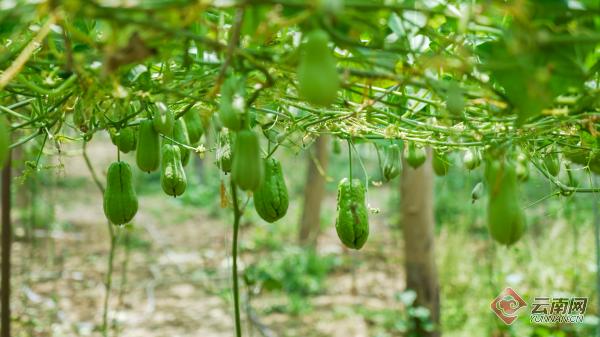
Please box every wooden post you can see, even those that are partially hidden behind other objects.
[299,136,329,246]
[593,175,600,337]
[400,150,440,337]
[1,151,11,337]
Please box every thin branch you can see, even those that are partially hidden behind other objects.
[82,141,105,193]
[0,14,57,91]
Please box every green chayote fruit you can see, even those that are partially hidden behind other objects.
[217,132,233,173]
[485,158,526,245]
[463,148,481,170]
[136,119,160,173]
[404,142,426,169]
[297,29,339,106]
[335,178,369,250]
[160,144,187,197]
[253,158,289,222]
[382,144,401,181]
[544,151,561,177]
[332,139,342,155]
[432,150,450,176]
[151,102,174,135]
[231,129,263,191]
[111,127,137,153]
[103,161,138,225]
[471,181,483,203]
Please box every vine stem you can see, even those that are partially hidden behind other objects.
[229,180,242,337]
[102,230,117,337]
[82,142,105,194]
[117,230,131,309]
[347,140,353,180]
[82,142,116,337]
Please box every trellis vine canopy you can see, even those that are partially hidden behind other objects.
[4,2,600,336]
[1,0,600,190]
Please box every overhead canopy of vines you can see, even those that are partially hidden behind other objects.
[2,0,600,193]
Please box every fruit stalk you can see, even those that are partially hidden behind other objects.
[230,180,242,337]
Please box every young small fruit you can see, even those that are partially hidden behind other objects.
[566,165,579,187]
[173,118,191,166]
[103,161,138,225]
[253,158,289,222]
[332,139,342,155]
[335,178,369,250]
[544,152,561,177]
[151,102,174,135]
[231,130,263,191]
[160,144,187,197]
[432,150,450,176]
[516,162,529,182]
[183,109,204,144]
[471,182,484,203]
[297,29,339,106]
[136,120,160,173]
[216,133,233,174]
[382,144,401,181]
[515,151,529,182]
[463,149,481,170]
[404,142,426,169]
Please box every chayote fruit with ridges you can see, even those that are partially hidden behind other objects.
[485,157,526,246]
[173,118,191,166]
[110,127,137,153]
[160,143,187,197]
[382,143,401,181]
[231,129,263,191]
[404,142,426,169]
[432,150,450,176]
[103,161,138,225]
[297,30,339,106]
[544,151,561,177]
[151,101,174,135]
[136,119,160,173]
[253,158,289,222]
[463,148,481,170]
[335,178,369,250]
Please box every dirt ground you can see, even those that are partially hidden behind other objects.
[9,136,407,337]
